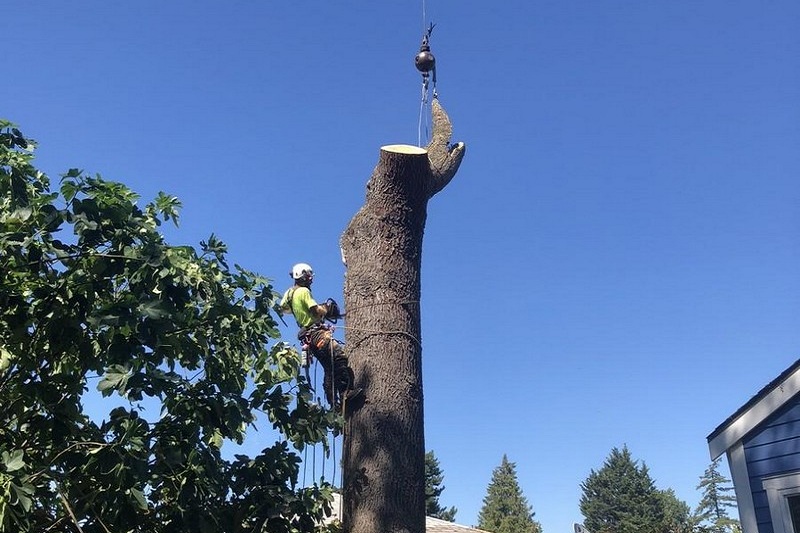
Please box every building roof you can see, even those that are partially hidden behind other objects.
[425,516,491,533]
[707,358,800,459]
[325,494,491,533]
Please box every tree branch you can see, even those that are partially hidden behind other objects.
[426,99,466,198]
[59,491,86,533]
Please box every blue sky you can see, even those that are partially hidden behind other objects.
[4,1,800,532]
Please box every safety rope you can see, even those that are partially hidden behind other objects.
[331,420,337,488]
[418,86,429,148]
[340,324,422,348]
[344,299,420,314]
[321,438,326,482]
[301,357,320,489]
[296,299,423,516]
[337,302,423,346]
[415,0,437,148]
[328,336,338,491]
[419,0,427,145]
[414,0,439,147]
[416,28,437,147]
[302,445,308,488]
[339,389,347,520]
[300,332,345,495]
[312,358,318,483]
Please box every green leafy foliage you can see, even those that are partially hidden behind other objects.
[477,455,542,533]
[425,450,457,522]
[0,121,337,532]
[694,459,739,533]
[580,446,667,533]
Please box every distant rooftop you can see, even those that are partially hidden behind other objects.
[707,357,800,442]
[325,494,491,533]
[425,516,492,533]
[706,357,800,460]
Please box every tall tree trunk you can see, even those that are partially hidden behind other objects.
[340,99,465,533]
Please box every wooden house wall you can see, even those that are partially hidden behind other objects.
[742,400,800,533]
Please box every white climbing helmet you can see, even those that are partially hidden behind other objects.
[290,262,314,281]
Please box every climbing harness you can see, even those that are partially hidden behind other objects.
[415,22,438,147]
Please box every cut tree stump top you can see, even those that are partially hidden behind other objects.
[381,144,428,155]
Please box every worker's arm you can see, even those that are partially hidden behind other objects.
[311,303,329,319]
[292,287,329,323]
[279,289,294,315]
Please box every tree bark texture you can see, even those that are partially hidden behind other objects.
[340,99,465,533]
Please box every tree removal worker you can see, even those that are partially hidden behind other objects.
[280,263,362,410]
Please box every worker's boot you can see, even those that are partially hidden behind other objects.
[345,387,363,403]
[334,386,363,414]
[323,374,335,407]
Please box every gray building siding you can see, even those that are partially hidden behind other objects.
[743,399,800,533]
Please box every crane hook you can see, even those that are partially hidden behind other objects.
[414,23,436,78]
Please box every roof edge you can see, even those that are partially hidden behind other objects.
[708,358,800,460]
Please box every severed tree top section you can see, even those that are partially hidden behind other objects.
[377,99,466,199]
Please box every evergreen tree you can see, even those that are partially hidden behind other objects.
[425,450,458,521]
[580,446,664,533]
[695,458,739,533]
[657,488,696,533]
[477,455,542,533]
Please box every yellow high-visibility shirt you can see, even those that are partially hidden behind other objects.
[280,286,319,328]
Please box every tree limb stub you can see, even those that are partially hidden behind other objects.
[426,99,466,198]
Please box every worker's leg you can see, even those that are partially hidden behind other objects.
[308,328,358,406]
[321,371,335,407]
[331,344,354,394]
[308,329,339,406]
